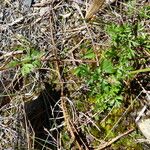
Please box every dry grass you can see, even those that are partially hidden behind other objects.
[0,0,150,149]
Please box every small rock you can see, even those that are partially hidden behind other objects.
[138,118,150,140]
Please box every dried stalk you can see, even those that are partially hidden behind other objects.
[85,0,105,19]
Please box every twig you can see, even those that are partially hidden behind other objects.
[0,50,26,61]
[0,13,38,31]
[97,128,135,150]
[85,0,117,20]
[85,0,105,20]
[32,1,52,7]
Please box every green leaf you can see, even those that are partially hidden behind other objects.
[83,51,95,59]
[101,59,115,74]
[21,64,34,76]
[31,49,42,58]
[32,60,41,67]
[8,60,19,67]
[74,65,89,77]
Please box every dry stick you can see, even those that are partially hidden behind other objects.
[98,91,144,149]
[67,38,85,55]
[135,79,150,122]
[0,50,25,61]
[0,50,27,71]
[85,0,105,20]
[66,38,86,66]
[97,128,134,150]
[0,57,14,71]
[0,57,97,71]
[61,97,90,150]
[84,0,117,66]
[85,0,117,20]
[48,12,64,149]
[74,2,99,66]
[22,103,35,150]
[49,9,90,150]
[61,59,97,63]
[0,17,24,31]
[0,13,38,31]
[48,13,82,150]
[32,2,52,7]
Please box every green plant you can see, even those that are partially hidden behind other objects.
[8,42,43,76]
[74,21,149,112]
[20,48,43,76]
